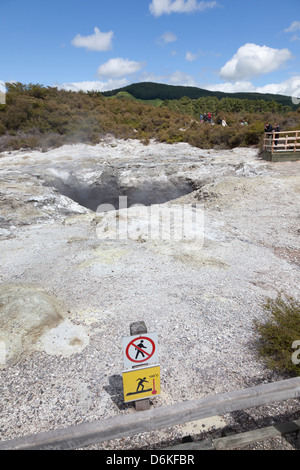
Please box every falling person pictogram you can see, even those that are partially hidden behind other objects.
[126,377,152,396]
[136,377,148,392]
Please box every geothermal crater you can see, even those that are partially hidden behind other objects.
[42,171,196,212]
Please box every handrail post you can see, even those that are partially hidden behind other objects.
[271,132,275,154]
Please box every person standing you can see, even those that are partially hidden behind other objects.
[264,122,273,136]
[274,124,280,148]
[264,122,273,149]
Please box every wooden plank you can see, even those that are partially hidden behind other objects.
[273,149,300,153]
[275,144,300,147]
[163,439,215,451]
[0,377,299,450]
[213,419,300,450]
[271,133,275,154]
[163,420,300,451]
[272,130,300,135]
[271,153,300,162]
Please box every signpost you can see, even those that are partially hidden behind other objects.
[122,322,160,410]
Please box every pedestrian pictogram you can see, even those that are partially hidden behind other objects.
[122,365,160,403]
[123,333,158,369]
[134,339,148,360]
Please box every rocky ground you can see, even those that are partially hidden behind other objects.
[0,137,299,450]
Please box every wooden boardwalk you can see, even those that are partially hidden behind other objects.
[261,129,300,162]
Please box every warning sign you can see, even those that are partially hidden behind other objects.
[122,365,160,403]
[123,333,158,369]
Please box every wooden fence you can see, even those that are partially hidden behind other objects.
[263,129,300,154]
[0,377,299,450]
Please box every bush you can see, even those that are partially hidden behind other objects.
[0,122,6,136]
[253,293,300,376]
[244,121,265,145]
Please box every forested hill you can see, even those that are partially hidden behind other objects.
[102,82,296,109]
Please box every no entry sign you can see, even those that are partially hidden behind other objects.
[123,332,159,370]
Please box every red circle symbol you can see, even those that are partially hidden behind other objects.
[125,336,156,363]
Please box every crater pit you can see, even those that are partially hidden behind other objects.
[43,172,196,212]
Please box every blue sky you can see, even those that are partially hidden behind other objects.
[1,0,300,98]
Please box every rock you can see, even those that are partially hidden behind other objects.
[0,228,14,240]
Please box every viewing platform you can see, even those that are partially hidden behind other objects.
[260,130,300,162]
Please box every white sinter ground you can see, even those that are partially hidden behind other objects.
[0,137,299,449]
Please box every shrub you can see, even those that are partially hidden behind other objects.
[253,293,300,376]
[0,122,6,136]
[0,82,299,152]
[244,121,265,145]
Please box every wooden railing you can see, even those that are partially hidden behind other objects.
[0,377,299,450]
[263,130,300,154]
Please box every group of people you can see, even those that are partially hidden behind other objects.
[200,112,213,123]
[264,122,280,134]
[200,113,228,127]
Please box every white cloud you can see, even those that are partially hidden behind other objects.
[149,0,217,16]
[255,76,300,97]
[168,70,199,86]
[284,21,300,33]
[203,81,256,93]
[158,31,177,45]
[71,27,113,52]
[141,70,199,87]
[203,75,300,98]
[97,58,146,78]
[284,21,300,41]
[186,51,198,61]
[56,78,129,93]
[219,43,293,81]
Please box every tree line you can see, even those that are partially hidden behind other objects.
[163,95,291,118]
